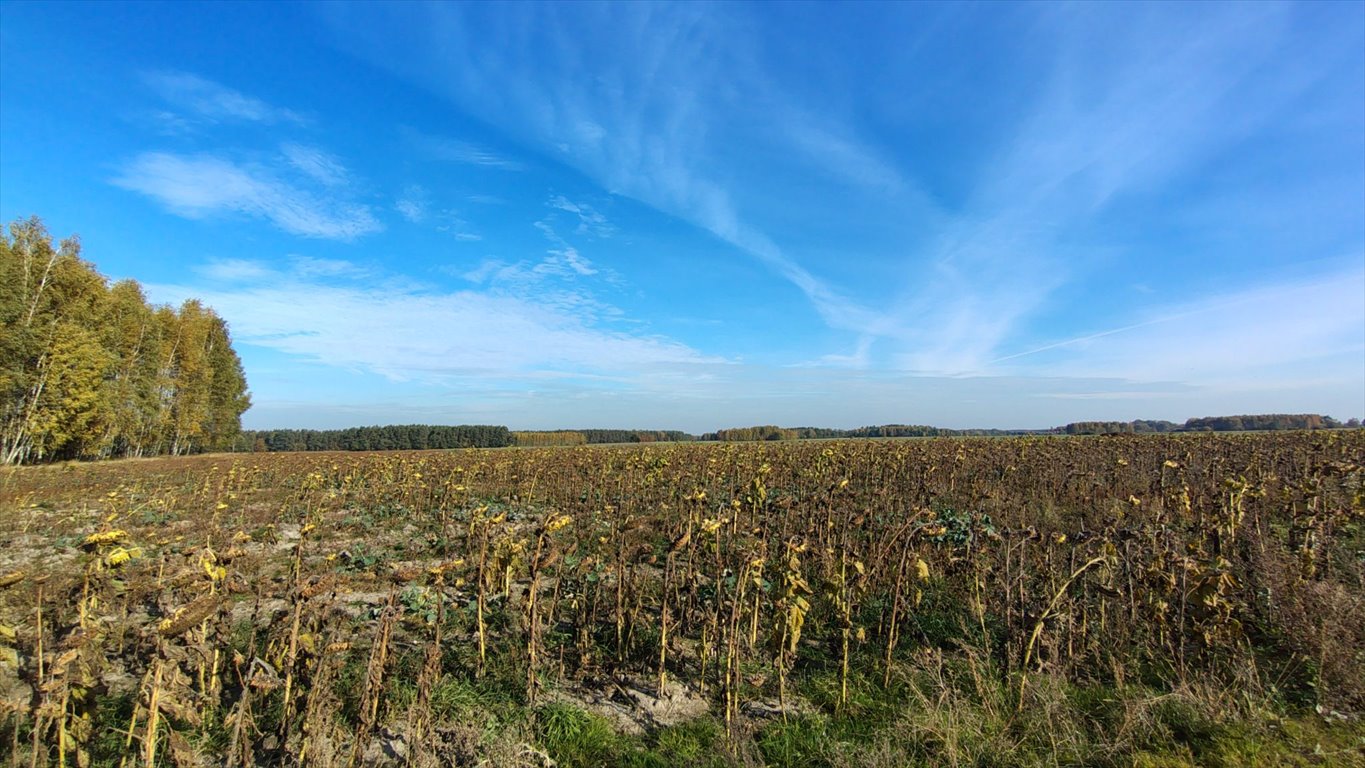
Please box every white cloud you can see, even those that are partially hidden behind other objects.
[196,256,370,283]
[149,109,195,136]
[466,194,506,205]
[395,184,428,222]
[291,256,370,279]
[430,209,483,241]
[548,195,614,237]
[148,265,716,383]
[403,128,525,170]
[144,71,307,125]
[394,186,483,238]
[113,152,382,240]
[1008,264,1365,386]
[395,198,425,222]
[782,118,907,194]
[532,219,603,279]
[461,252,597,292]
[460,260,509,285]
[281,143,349,186]
[197,258,276,282]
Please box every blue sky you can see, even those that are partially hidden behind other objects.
[2,1,1362,431]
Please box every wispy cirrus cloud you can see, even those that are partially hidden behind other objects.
[863,3,1321,375]
[531,220,598,277]
[454,191,617,297]
[465,194,507,205]
[196,258,275,283]
[548,195,614,238]
[149,259,714,383]
[124,74,381,240]
[320,2,1356,383]
[462,228,606,319]
[781,117,908,195]
[113,152,381,240]
[393,185,485,240]
[395,198,426,223]
[394,185,427,223]
[995,263,1365,386]
[430,210,481,242]
[292,255,372,279]
[402,127,525,170]
[318,4,895,341]
[281,143,349,187]
[144,70,307,126]
[196,255,372,283]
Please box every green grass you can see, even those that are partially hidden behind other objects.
[535,702,627,768]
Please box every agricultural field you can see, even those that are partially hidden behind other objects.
[1,432,1363,767]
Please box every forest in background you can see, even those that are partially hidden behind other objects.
[0,217,250,464]
[238,414,1358,453]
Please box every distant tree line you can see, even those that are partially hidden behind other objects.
[839,424,1032,438]
[241,427,697,451]
[1061,420,1181,435]
[241,425,511,452]
[699,424,1039,441]
[512,430,587,447]
[697,417,1359,442]
[1182,414,1342,432]
[702,425,800,442]
[234,414,1359,454]
[1062,414,1346,435]
[578,429,695,444]
[511,429,697,447]
[1,217,250,464]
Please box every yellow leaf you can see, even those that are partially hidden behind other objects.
[202,558,226,581]
[82,530,127,547]
[915,558,931,582]
[104,547,141,567]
